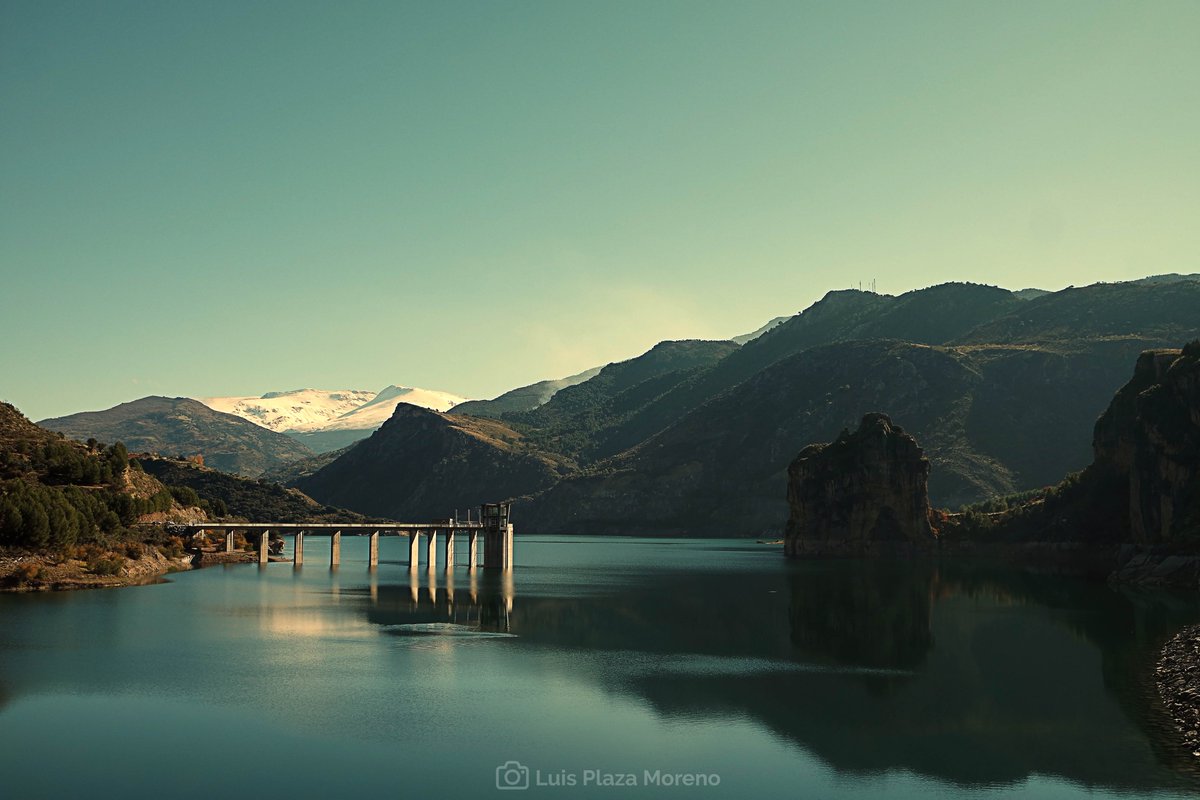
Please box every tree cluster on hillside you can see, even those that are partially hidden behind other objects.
[0,437,128,487]
[0,478,173,550]
[137,455,368,523]
[0,403,194,552]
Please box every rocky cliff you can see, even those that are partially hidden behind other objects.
[783,413,937,557]
[782,344,1200,571]
[1093,344,1200,545]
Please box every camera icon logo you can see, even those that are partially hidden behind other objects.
[496,760,531,790]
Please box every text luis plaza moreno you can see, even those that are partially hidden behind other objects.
[495,761,721,791]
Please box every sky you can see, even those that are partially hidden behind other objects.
[2,1,1198,420]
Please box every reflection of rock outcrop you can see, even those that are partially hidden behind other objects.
[343,557,1200,791]
[785,413,937,557]
[626,563,1200,791]
[788,562,934,670]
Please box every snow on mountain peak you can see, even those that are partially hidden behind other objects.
[197,385,470,434]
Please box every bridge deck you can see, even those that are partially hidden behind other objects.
[176,522,485,534]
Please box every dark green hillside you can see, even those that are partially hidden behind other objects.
[518,337,1175,536]
[40,396,312,477]
[136,456,370,523]
[955,281,1200,346]
[518,341,985,535]
[944,343,1200,554]
[730,316,789,345]
[297,404,572,520]
[849,283,1021,345]
[586,283,1021,461]
[729,283,1016,382]
[450,366,602,417]
[0,402,179,551]
[259,445,353,485]
[501,339,739,462]
[296,278,1200,535]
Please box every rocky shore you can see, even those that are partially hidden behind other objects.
[0,546,193,592]
[1,543,297,593]
[1157,625,1200,759]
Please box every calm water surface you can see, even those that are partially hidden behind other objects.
[1,536,1198,798]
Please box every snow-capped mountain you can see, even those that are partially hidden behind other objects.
[197,386,470,452]
[316,386,467,431]
[199,389,379,433]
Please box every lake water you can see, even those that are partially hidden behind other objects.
[1,536,1198,799]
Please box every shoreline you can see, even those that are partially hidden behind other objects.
[0,546,287,593]
[0,547,191,592]
[1157,625,1200,760]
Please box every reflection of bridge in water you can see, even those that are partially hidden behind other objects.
[359,569,516,632]
[179,503,515,573]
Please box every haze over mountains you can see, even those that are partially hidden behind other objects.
[28,274,1200,536]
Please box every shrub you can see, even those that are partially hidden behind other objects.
[88,555,124,576]
[73,543,105,562]
[157,536,185,559]
[168,485,201,508]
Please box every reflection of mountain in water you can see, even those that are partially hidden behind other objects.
[350,561,1200,792]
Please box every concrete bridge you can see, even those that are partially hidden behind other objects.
[177,502,515,572]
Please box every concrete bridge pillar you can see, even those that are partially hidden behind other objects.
[467,530,478,572]
[294,531,305,566]
[257,531,270,564]
[408,532,420,573]
[483,524,515,572]
[503,523,514,572]
[368,531,380,568]
[330,531,341,567]
[225,530,235,553]
[444,529,455,572]
[426,530,437,573]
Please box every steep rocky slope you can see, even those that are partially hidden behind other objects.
[784,413,937,557]
[783,344,1200,563]
[1091,344,1200,545]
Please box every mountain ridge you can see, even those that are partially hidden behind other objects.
[39,396,312,478]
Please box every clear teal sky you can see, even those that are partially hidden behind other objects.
[3,1,1198,420]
